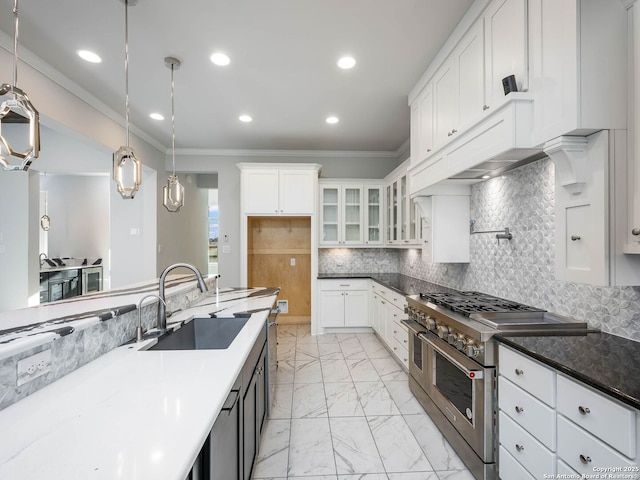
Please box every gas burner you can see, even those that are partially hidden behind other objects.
[419,291,545,316]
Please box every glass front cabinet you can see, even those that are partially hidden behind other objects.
[385,159,420,246]
[320,182,383,246]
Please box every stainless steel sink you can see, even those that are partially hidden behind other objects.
[148,316,249,350]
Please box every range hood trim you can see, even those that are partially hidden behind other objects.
[543,135,589,194]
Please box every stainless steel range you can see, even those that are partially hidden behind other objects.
[404,291,588,480]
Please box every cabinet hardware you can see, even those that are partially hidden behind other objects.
[515,405,524,414]
[515,368,524,375]
[632,228,640,236]
[578,405,590,415]
[427,148,431,152]
[448,130,453,137]
[483,105,490,111]
[515,444,525,452]
[451,129,457,134]
[579,454,592,464]
[571,235,581,241]
[339,284,350,287]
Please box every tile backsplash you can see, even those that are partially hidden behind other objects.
[320,158,640,341]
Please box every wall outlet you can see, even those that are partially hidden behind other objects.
[290,258,296,266]
[277,300,288,314]
[17,349,52,386]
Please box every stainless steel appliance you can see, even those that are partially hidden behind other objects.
[266,306,279,416]
[404,291,589,480]
[81,266,103,295]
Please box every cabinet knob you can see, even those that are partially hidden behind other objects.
[483,105,490,111]
[447,131,453,137]
[579,454,592,465]
[427,148,431,153]
[515,368,524,376]
[515,444,525,452]
[571,235,581,241]
[632,228,640,236]
[578,405,591,415]
[515,405,524,414]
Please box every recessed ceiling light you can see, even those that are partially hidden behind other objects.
[326,116,339,124]
[149,113,164,121]
[210,52,230,66]
[337,56,356,69]
[77,50,102,63]
[239,114,252,123]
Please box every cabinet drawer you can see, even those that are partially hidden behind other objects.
[320,279,370,291]
[499,411,556,480]
[373,282,406,311]
[391,320,409,349]
[498,376,556,449]
[499,345,556,407]
[498,446,535,480]
[556,459,579,477]
[390,337,409,369]
[557,374,636,458]
[557,415,636,474]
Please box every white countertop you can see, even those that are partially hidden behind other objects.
[0,288,277,480]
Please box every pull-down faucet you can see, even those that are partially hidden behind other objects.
[157,263,208,331]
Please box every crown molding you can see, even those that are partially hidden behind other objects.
[173,148,401,158]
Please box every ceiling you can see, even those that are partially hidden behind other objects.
[0,0,473,153]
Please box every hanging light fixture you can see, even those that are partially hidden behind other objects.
[0,0,40,171]
[113,0,142,199]
[40,172,50,231]
[162,56,184,212]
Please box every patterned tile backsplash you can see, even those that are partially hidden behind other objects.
[320,158,640,341]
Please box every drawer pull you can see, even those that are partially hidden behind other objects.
[579,454,592,464]
[571,235,581,241]
[515,444,525,452]
[515,405,524,414]
[483,104,490,111]
[578,406,591,415]
[515,368,524,376]
[632,228,640,236]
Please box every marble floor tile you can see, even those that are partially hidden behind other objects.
[339,474,389,480]
[340,339,368,359]
[324,382,365,417]
[387,473,438,480]
[361,341,392,359]
[347,358,380,382]
[288,418,337,476]
[296,324,315,344]
[336,332,357,342]
[367,415,433,473]
[288,477,338,480]
[274,360,294,384]
[317,333,340,344]
[330,417,385,474]
[295,342,320,361]
[252,419,290,478]
[321,358,352,383]
[269,383,293,419]
[353,381,400,416]
[291,382,327,418]
[318,342,344,359]
[403,414,466,471]
[370,357,407,382]
[385,380,425,415]
[277,343,296,361]
[276,327,297,344]
[294,359,323,384]
[435,470,476,480]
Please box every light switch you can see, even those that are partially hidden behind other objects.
[222,245,230,254]
[290,258,296,266]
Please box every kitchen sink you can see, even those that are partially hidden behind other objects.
[148,315,249,350]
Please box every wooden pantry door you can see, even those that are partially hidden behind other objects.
[247,216,311,325]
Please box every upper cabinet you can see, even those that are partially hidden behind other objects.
[385,159,419,247]
[239,164,321,215]
[319,181,383,247]
[529,0,628,145]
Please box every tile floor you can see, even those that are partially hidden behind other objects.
[252,324,475,480]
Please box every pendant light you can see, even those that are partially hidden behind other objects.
[40,172,50,231]
[0,0,40,171]
[113,0,142,199]
[162,56,184,212]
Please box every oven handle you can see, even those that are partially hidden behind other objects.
[417,331,485,380]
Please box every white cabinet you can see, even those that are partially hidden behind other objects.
[497,344,640,479]
[318,279,369,329]
[414,190,470,264]
[239,164,320,215]
[528,0,627,145]
[385,159,418,247]
[370,282,408,368]
[319,182,383,246]
[410,82,435,164]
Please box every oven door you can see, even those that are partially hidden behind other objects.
[82,267,103,295]
[421,331,495,463]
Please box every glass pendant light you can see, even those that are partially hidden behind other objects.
[0,0,40,171]
[40,172,50,231]
[162,56,185,212]
[113,0,142,199]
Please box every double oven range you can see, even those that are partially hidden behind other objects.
[404,291,589,480]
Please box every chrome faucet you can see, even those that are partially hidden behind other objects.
[39,253,48,267]
[157,263,208,331]
[136,294,166,342]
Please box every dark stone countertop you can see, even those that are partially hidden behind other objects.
[318,272,455,296]
[498,333,640,410]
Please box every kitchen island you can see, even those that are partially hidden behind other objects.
[0,281,279,480]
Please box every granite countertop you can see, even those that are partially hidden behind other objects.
[318,272,455,296]
[0,285,279,480]
[498,333,640,410]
